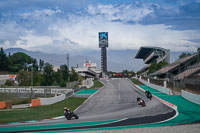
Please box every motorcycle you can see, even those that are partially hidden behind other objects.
[137,97,146,107]
[145,91,152,100]
[64,111,79,120]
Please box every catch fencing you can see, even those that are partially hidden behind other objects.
[0,87,73,98]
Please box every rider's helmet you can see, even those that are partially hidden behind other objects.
[137,97,141,101]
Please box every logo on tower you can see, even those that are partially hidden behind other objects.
[99,32,108,48]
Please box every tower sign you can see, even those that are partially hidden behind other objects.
[99,32,108,48]
[99,32,108,74]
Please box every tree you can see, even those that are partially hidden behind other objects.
[0,47,8,71]
[179,52,191,59]
[148,61,168,74]
[18,70,31,86]
[8,52,33,72]
[70,68,79,81]
[39,59,44,71]
[32,58,38,71]
[42,63,54,86]
[60,64,69,82]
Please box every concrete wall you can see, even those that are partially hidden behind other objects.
[39,93,66,105]
[139,79,170,95]
[82,78,94,88]
[182,90,200,105]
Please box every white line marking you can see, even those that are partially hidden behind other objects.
[119,83,121,101]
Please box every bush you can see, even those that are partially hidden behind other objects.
[5,80,14,86]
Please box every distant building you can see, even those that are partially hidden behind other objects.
[53,66,60,72]
[74,60,100,78]
[0,75,17,85]
[83,60,101,76]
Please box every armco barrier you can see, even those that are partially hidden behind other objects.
[39,93,66,106]
[0,88,72,94]
[182,90,200,105]
[139,79,170,95]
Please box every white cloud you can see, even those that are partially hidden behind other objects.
[87,3,154,22]
[0,3,199,53]
[21,9,62,19]
[45,12,199,52]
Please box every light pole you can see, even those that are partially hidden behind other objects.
[27,63,34,99]
[66,53,69,68]
[66,53,70,83]
[30,64,33,99]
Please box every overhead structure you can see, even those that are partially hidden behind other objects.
[135,47,170,64]
[74,60,100,78]
[99,32,108,74]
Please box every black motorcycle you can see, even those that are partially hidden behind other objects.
[137,97,146,107]
[64,111,79,120]
[145,91,152,100]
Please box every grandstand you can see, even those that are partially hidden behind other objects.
[150,53,199,79]
[174,63,200,80]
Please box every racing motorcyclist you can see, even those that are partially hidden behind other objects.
[145,90,152,100]
[64,106,79,120]
[137,97,146,107]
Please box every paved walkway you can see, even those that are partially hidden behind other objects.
[12,104,30,109]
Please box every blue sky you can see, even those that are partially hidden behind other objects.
[0,0,200,54]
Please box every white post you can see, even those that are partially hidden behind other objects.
[164,81,167,88]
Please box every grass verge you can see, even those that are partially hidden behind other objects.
[87,80,103,90]
[0,97,87,123]
[130,78,144,85]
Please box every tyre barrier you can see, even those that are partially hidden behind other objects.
[0,101,12,109]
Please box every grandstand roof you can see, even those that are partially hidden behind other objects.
[135,47,154,59]
[135,46,168,59]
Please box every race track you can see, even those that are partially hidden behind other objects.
[0,79,176,132]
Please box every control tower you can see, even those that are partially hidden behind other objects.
[99,32,108,74]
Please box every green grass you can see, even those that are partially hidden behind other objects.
[0,97,87,123]
[130,78,144,85]
[0,93,31,105]
[87,80,103,90]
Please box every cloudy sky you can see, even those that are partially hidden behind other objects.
[0,0,200,54]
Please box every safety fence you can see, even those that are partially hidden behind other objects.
[139,78,170,95]
[138,78,200,105]
[141,76,200,94]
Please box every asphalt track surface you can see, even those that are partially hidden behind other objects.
[0,79,175,132]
